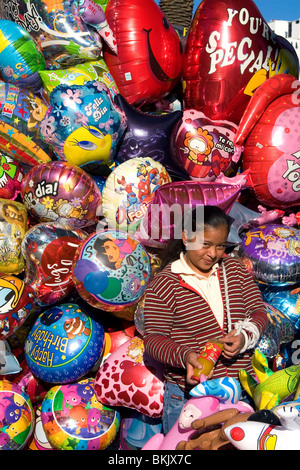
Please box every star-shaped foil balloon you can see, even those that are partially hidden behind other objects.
[114,94,189,180]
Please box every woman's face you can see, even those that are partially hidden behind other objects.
[182,224,228,276]
[103,240,120,263]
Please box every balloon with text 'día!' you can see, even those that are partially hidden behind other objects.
[21,223,87,306]
[0,82,53,166]
[183,0,299,125]
[20,161,102,230]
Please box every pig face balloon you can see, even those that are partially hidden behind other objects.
[183,0,299,124]
[234,74,300,210]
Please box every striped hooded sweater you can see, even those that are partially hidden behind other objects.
[143,256,268,392]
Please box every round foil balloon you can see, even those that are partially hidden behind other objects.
[238,224,300,285]
[0,19,46,91]
[72,230,152,312]
[0,275,35,340]
[257,303,294,358]
[21,223,87,306]
[0,82,52,166]
[183,0,299,124]
[25,303,105,384]
[234,74,300,210]
[103,0,183,106]
[0,199,27,275]
[259,284,300,331]
[0,0,102,69]
[0,154,24,200]
[39,81,126,169]
[21,161,102,229]
[102,157,172,234]
[171,109,241,180]
[0,379,34,450]
[27,406,55,450]
[40,378,120,450]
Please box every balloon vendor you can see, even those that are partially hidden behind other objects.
[143,205,269,434]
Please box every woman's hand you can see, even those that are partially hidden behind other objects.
[185,351,213,385]
[221,329,245,359]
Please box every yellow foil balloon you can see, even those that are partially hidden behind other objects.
[0,198,27,274]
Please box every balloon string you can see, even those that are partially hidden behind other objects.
[222,263,231,333]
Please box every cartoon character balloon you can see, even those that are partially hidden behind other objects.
[21,223,87,306]
[0,379,34,450]
[0,82,53,166]
[103,0,183,106]
[183,0,299,124]
[0,0,102,69]
[41,378,120,450]
[234,74,300,209]
[25,303,105,384]
[238,224,300,285]
[0,154,24,200]
[0,199,27,275]
[21,161,102,229]
[102,157,172,234]
[72,230,152,312]
[0,20,46,92]
[39,81,126,169]
[171,109,241,180]
[0,275,35,340]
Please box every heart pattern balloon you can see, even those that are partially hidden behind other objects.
[183,0,299,124]
[94,337,164,418]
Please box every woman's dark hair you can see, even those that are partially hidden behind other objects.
[158,205,231,271]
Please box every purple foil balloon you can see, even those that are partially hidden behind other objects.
[238,224,300,285]
[134,179,244,247]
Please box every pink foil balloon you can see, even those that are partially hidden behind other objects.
[21,161,102,229]
[0,154,24,200]
[134,179,245,246]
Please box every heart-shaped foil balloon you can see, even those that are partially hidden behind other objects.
[183,0,299,124]
[21,223,86,306]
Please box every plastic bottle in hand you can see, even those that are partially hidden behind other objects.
[192,338,224,381]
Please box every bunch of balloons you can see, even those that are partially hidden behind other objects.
[0,0,298,452]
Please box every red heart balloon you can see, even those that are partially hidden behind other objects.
[103,0,183,106]
[234,74,300,210]
[183,0,299,124]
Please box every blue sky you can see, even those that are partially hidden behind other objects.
[190,0,300,22]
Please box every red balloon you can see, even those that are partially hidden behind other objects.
[183,0,299,124]
[234,74,300,209]
[171,109,240,180]
[103,0,183,106]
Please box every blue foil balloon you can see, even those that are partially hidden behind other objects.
[39,82,126,169]
[25,303,105,384]
[259,284,300,331]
